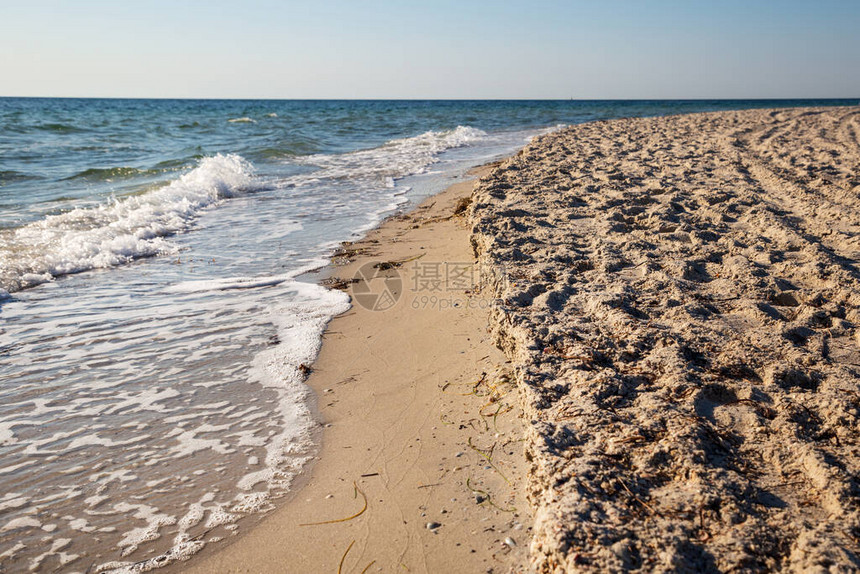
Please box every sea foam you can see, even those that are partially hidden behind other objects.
[93,280,350,573]
[0,154,255,292]
[293,125,487,185]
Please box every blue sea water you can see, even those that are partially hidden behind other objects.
[0,98,854,572]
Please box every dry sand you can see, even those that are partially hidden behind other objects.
[469,107,860,572]
[179,170,532,574]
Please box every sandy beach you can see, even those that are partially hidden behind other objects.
[471,107,860,572]
[178,107,860,573]
[3,2,858,571]
[179,168,533,574]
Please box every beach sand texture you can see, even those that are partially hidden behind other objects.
[469,107,860,572]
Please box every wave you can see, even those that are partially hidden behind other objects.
[291,125,487,186]
[153,157,196,170]
[0,170,41,186]
[228,117,256,124]
[34,122,87,134]
[62,166,164,182]
[251,140,323,160]
[0,154,256,293]
[0,126,486,293]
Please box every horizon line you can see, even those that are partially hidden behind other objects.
[1,96,858,102]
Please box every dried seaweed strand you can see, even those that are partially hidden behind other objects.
[480,400,513,422]
[466,477,516,513]
[299,482,368,526]
[468,437,511,485]
[491,403,513,430]
[338,540,355,574]
[460,373,489,396]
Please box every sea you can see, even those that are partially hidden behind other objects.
[0,98,853,572]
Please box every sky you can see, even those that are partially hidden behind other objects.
[0,0,858,99]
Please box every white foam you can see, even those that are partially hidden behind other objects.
[67,518,95,533]
[0,154,256,292]
[102,388,180,415]
[203,507,235,529]
[164,259,327,295]
[235,280,350,494]
[28,538,75,572]
[88,469,137,486]
[0,421,17,446]
[84,495,109,507]
[233,429,267,447]
[0,496,29,512]
[168,424,233,458]
[165,275,291,293]
[0,460,38,475]
[227,117,256,123]
[292,125,486,186]
[2,516,41,532]
[112,502,176,556]
[0,541,24,559]
[66,433,146,452]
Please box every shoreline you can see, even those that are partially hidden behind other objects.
[178,165,533,573]
[3,103,859,572]
[175,105,860,573]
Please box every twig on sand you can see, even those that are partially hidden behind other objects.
[616,478,660,517]
[299,482,368,526]
[360,560,377,574]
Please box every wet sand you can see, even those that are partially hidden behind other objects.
[180,167,532,574]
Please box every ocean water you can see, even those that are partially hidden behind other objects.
[0,98,853,572]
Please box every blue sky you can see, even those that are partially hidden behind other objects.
[1,0,858,98]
